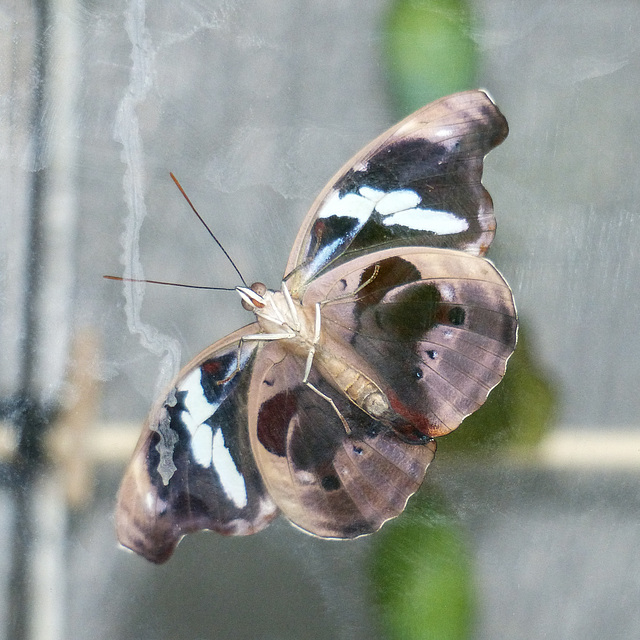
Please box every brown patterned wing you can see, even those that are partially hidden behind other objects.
[285,90,508,294]
[303,247,518,439]
[247,342,437,538]
[116,325,278,563]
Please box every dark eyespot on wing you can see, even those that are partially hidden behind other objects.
[448,306,466,326]
[321,475,341,492]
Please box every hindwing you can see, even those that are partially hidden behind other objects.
[247,342,437,538]
[303,247,518,438]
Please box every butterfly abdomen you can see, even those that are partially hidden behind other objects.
[330,355,390,417]
[313,346,414,435]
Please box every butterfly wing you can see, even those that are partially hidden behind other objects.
[302,247,518,439]
[116,325,279,563]
[285,90,508,293]
[246,341,437,538]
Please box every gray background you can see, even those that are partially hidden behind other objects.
[2,0,640,638]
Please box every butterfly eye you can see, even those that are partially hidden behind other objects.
[250,282,267,296]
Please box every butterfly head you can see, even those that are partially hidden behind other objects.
[238,282,268,312]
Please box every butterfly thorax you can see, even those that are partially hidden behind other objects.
[237,284,316,350]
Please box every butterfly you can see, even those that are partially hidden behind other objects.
[115,90,517,563]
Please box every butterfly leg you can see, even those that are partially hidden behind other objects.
[300,301,322,384]
[216,337,249,385]
[304,380,352,435]
[301,302,352,435]
[352,263,380,294]
[217,331,296,385]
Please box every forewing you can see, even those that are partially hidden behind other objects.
[285,90,508,293]
[247,342,436,538]
[116,325,278,563]
[305,247,518,438]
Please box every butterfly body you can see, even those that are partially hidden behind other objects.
[116,90,517,563]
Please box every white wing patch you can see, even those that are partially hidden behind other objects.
[383,208,469,234]
[318,186,468,235]
[178,368,218,468]
[212,429,248,509]
[189,424,214,467]
[319,190,376,223]
[179,368,217,425]
[374,189,421,215]
[175,368,248,508]
[358,185,386,203]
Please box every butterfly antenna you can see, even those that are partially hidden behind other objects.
[170,172,248,287]
[103,275,235,292]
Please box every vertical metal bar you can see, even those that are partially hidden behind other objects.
[7,472,34,640]
[7,0,81,635]
[7,0,52,638]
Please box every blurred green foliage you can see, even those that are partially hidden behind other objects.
[369,493,474,640]
[384,0,478,114]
